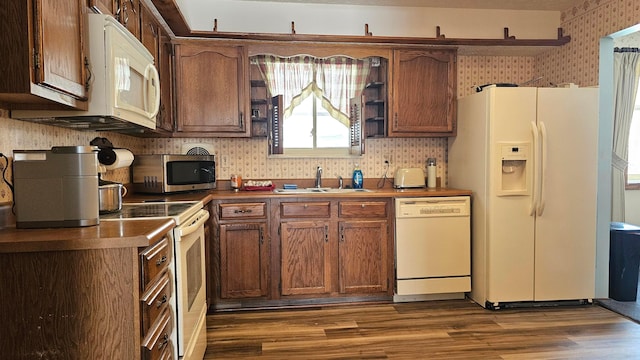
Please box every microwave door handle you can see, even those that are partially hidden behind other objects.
[144,64,161,118]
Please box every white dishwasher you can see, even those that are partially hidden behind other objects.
[394,196,471,301]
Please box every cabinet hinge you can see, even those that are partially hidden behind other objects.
[33,52,40,70]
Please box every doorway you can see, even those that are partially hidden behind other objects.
[596,23,640,323]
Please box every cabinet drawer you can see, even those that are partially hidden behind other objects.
[281,202,330,218]
[140,237,172,291]
[141,271,172,336]
[158,342,174,360]
[220,202,266,219]
[339,201,387,217]
[142,308,173,360]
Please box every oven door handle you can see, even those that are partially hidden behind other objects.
[177,209,210,238]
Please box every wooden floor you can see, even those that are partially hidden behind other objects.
[205,299,640,359]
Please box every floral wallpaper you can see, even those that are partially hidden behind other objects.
[0,0,637,205]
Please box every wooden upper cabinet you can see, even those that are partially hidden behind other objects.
[140,3,160,58]
[119,0,140,39]
[389,49,457,137]
[174,42,250,136]
[156,30,174,132]
[37,0,87,100]
[139,2,174,133]
[0,0,87,109]
[88,0,140,38]
[88,0,117,16]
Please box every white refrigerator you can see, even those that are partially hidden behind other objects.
[448,86,598,309]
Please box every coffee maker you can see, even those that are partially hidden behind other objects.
[13,146,99,228]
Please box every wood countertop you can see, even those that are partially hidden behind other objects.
[0,218,175,253]
[0,186,470,254]
[205,187,471,200]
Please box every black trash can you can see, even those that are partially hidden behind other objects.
[609,222,640,301]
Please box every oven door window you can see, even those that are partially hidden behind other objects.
[186,235,203,310]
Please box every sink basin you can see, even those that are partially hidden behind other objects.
[272,188,326,194]
[320,188,372,193]
[273,188,372,194]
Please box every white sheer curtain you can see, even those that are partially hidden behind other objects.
[316,57,371,126]
[254,55,316,119]
[253,55,371,126]
[611,48,640,222]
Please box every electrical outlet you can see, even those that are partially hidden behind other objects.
[384,152,393,165]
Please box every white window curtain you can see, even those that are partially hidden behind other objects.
[316,57,371,126]
[254,55,316,120]
[253,55,371,127]
[611,48,640,222]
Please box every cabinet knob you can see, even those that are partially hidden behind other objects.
[155,294,168,308]
[156,255,167,266]
[361,204,365,208]
[157,333,169,351]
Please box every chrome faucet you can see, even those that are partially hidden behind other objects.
[337,175,343,189]
[315,166,322,188]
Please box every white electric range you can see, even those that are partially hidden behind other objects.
[101,200,208,360]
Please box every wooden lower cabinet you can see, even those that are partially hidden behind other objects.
[212,200,270,308]
[211,197,392,310]
[0,234,175,359]
[280,221,332,295]
[339,220,389,294]
[219,222,269,298]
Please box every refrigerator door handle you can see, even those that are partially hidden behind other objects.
[537,121,548,216]
[529,121,540,216]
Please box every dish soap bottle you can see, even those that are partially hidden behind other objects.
[352,164,363,189]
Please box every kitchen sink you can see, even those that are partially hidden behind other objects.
[273,188,372,194]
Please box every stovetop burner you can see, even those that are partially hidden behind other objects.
[100,201,201,224]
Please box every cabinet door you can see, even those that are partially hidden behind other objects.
[390,49,456,136]
[36,0,87,100]
[140,3,174,132]
[118,0,140,39]
[157,31,174,132]
[338,220,388,294]
[139,3,159,58]
[280,221,331,296]
[88,0,117,15]
[174,43,249,136]
[219,222,269,299]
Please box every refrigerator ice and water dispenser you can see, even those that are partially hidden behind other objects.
[497,143,530,196]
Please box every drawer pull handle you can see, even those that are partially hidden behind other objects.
[157,333,169,350]
[234,209,253,214]
[156,255,167,266]
[155,294,168,308]
[304,204,308,208]
[361,204,365,208]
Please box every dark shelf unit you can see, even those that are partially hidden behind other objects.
[249,69,269,137]
[363,60,388,138]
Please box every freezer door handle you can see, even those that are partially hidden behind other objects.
[529,121,540,216]
[537,121,548,216]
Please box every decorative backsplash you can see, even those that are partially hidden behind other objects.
[141,136,448,185]
[1,0,636,204]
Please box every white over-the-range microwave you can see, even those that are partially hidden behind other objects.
[12,14,160,131]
